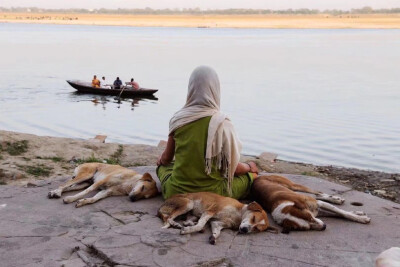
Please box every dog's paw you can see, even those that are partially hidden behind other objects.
[161,223,171,229]
[317,193,345,205]
[330,195,345,205]
[356,215,371,224]
[167,220,183,229]
[75,199,86,208]
[183,221,195,226]
[63,197,74,204]
[209,236,216,245]
[48,190,61,199]
[352,211,366,216]
[180,227,191,235]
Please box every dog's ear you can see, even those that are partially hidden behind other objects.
[142,172,153,182]
[247,202,264,212]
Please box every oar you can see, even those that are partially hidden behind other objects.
[115,86,127,103]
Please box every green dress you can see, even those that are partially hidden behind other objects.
[157,116,253,200]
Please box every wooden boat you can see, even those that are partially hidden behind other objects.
[67,80,158,97]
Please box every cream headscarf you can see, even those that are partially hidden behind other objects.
[169,66,242,195]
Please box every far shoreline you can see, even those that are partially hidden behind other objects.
[1,13,400,29]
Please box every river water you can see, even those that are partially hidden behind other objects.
[0,23,399,172]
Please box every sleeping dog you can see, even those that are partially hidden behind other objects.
[158,192,278,245]
[48,163,158,207]
[251,175,371,233]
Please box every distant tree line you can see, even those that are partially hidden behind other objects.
[1,6,400,15]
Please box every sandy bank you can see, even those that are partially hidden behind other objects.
[1,13,400,29]
[0,130,163,186]
[0,130,398,203]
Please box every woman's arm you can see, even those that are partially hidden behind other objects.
[235,162,259,177]
[157,134,175,166]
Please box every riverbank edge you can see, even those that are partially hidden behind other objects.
[0,129,398,203]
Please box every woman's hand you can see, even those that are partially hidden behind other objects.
[234,161,259,176]
[157,134,175,166]
[247,162,259,174]
[157,155,163,166]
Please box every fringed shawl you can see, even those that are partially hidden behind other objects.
[169,66,242,195]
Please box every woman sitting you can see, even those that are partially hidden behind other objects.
[157,66,258,200]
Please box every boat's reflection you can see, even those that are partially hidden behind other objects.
[69,92,158,110]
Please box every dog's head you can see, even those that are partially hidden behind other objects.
[239,202,278,234]
[279,203,326,234]
[129,172,159,201]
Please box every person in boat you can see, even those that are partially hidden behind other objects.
[126,78,140,90]
[92,75,100,88]
[101,76,111,89]
[113,77,123,89]
[156,66,259,200]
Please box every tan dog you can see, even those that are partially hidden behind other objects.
[48,163,158,207]
[251,175,371,233]
[158,192,277,245]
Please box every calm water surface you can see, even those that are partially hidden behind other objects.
[0,23,399,172]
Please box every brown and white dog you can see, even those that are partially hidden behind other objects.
[48,163,159,207]
[251,175,371,233]
[158,192,277,244]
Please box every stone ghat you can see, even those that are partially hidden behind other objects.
[0,166,399,266]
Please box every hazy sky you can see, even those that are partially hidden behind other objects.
[1,0,399,10]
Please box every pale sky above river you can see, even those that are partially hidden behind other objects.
[1,0,399,10]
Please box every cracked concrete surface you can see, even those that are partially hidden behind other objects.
[1,166,399,267]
